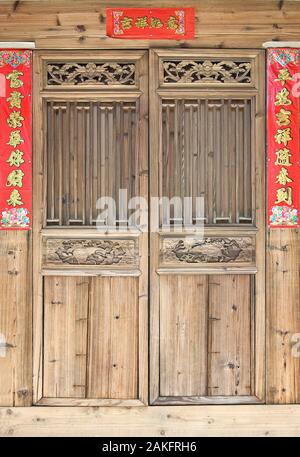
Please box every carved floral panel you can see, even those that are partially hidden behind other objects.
[46,61,136,86]
[44,238,139,267]
[160,236,255,265]
[162,59,252,84]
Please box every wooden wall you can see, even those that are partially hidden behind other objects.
[0,0,300,406]
[0,0,300,49]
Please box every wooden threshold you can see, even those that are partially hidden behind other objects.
[1,406,300,437]
[36,398,145,407]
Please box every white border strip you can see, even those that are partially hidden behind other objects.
[0,42,35,49]
[263,41,300,48]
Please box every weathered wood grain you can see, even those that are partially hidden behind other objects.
[0,231,32,406]
[267,229,300,404]
[2,405,300,437]
[87,277,139,399]
[159,275,208,397]
[1,1,300,49]
[208,274,252,396]
[43,276,89,398]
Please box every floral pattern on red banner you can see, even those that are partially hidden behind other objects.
[267,48,300,227]
[0,50,32,230]
[106,8,194,40]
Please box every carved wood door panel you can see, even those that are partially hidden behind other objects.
[33,51,148,406]
[150,49,265,405]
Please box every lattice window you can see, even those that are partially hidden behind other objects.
[163,59,252,84]
[45,100,138,226]
[161,98,253,225]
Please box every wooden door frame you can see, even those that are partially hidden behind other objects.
[32,50,149,406]
[149,49,266,405]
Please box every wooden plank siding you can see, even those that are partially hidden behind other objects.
[2,405,300,437]
[1,1,300,49]
[0,231,32,406]
[267,229,300,403]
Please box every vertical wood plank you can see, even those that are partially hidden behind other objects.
[43,276,89,398]
[87,277,138,399]
[208,274,252,396]
[159,275,208,397]
[0,231,32,406]
[267,229,300,403]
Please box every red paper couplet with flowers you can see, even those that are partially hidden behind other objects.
[267,48,300,227]
[0,49,32,230]
[106,7,195,40]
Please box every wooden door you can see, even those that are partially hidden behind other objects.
[33,48,265,407]
[150,49,265,405]
[33,51,148,406]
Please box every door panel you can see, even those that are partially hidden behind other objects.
[87,277,138,399]
[208,274,252,397]
[159,275,208,397]
[150,49,265,405]
[43,276,89,398]
[33,50,148,406]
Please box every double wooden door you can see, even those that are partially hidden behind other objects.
[33,49,265,406]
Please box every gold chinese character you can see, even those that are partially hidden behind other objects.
[276,108,291,127]
[275,88,292,106]
[167,16,178,30]
[6,70,24,89]
[121,16,133,30]
[7,189,23,207]
[150,17,163,28]
[275,68,293,86]
[6,149,24,167]
[276,167,293,185]
[275,148,292,166]
[135,16,148,28]
[7,91,24,109]
[275,187,293,205]
[6,169,24,188]
[7,130,24,148]
[274,128,292,146]
[7,111,24,128]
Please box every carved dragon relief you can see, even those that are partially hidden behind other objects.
[46,62,136,86]
[45,239,138,267]
[163,59,252,84]
[161,237,255,265]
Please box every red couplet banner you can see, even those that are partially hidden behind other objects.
[0,49,32,230]
[106,7,195,39]
[267,48,300,227]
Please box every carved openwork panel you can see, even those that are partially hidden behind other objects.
[162,59,252,85]
[160,236,255,266]
[46,61,136,87]
[43,238,139,267]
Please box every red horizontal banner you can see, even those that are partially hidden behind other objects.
[267,48,300,228]
[106,7,195,39]
[0,49,32,230]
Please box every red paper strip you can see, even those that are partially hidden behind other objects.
[106,7,194,40]
[0,49,32,230]
[267,48,300,227]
